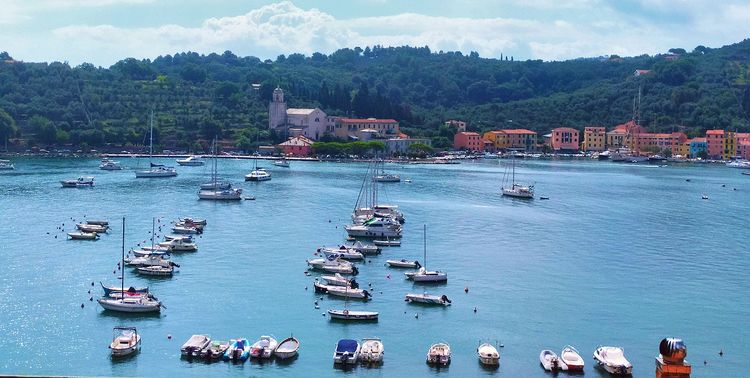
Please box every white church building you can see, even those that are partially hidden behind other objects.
[268,87,330,141]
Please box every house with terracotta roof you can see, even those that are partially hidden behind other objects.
[482,129,537,151]
[550,127,580,152]
[705,130,725,159]
[329,118,400,140]
[582,126,606,151]
[277,135,314,157]
[606,120,646,149]
[454,132,483,151]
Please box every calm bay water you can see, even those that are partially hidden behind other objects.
[0,157,747,377]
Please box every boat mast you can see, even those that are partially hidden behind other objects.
[151,217,155,250]
[149,110,154,162]
[121,217,125,300]
[423,224,427,269]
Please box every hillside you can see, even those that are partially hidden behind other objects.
[0,39,749,151]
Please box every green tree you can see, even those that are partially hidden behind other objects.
[0,108,17,151]
[30,116,58,145]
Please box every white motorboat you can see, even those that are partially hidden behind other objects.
[427,343,451,366]
[172,225,201,234]
[250,335,278,359]
[178,217,206,226]
[198,188,243,200]
[360,338,384,364]
[245,168,271,181]
[136,265,174,276]
[320,273,358,288]
[124,255,173,268]
[200,181,232,190]
[406,225,447,282]
[68,231,99,240]
[726,160,750,169]
[540,349,562,371]
[327,309,378,321]
[349,241,381,255]
[76,223,108,233]
[135,111,177,178]
[373,173,400,182]
[307,257,358,275]
[373,239,401,247]
[99,159,122,170]
[0,160,14,170]
[163,234,194,242]
[181,335,211,358]
[158,238,197,252]
[321,247,364,260]
[333,339,360,364]
[274,336,299,359]
[501,155,534,199]
[130,248,169,258]
[593,346,633,375]
[560,345,584,371]
[477,343,500,366]
[86,219,109,226]
[202,340,230,360]
[176,155,205,166]
[405,293,451,306]
[345,217,402,239]
[273,158,290,168]
[314,282,371,300]
[386,259,421,268]
[109,327,141,357]
[61,176,95,188]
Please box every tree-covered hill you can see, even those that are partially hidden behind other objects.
[0,39,749,152]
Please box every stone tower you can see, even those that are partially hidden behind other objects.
[268,87,287,129]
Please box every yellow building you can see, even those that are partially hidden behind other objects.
[582,126,606,151]
[482,131,508,149]
[724,131,736,160]
[483,129,537,151]
[675,142,690,158]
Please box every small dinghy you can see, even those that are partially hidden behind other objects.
[181,335,211,358]
[77,223,108,233]
[327,309,379,321]
[223,338,250,362]
[250,335,278,359]
[386,259,421,268]
[333,339,360,365]
[405,293,451,306]
[320,274,358,288]
[374,239,401,247]
[201,340,230,360]
[68,231,99,240]
[274,336,300,360]
[109,326,140,357]
[100,282,148,297]
[172,226,201,234]
[560,345,584,371]
[61,176,95,188]
[360,337,384,364]
[427,343,451,366]
[314,282,371,300]
[136,265,174,276]
[179,217,206,226]
[593,346,632,375]
[477,343,500,366]
[540,349,561,371]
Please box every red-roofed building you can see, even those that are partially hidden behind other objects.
[330,118,400,140]
[482,129,537,151]
[550,127,580,152]
[607,121,646,149]
[454,132,483,151]
[278,135,313,157]
[635,132,687,155]
[706,129,724,159]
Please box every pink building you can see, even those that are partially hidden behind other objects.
[635,132,687,155]
[278,135,313,156]
[706,130,724,159]
[453,132,483,151]
[550,127,580,151]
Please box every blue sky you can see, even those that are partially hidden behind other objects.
[1,0,749,66]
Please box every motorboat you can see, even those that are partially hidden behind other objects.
[130,248,169,258]
[352,205,405,225]
[100,282,148,297]
[333,339,360,365]
[86,219,109,226]
[67,231,99,240]
[181,335,211,358]
[320,273,358,288]
[327,309,379,321]
[124,256,173,268]
[273,158,290,168]
[136,265,174,276]
[245,168,271,181]
[321,248,364,261]
[406,267,448,282]
[374,239,401,247]
[427,343,451,366]
[648,154,667,162]
[163,234,193,242]
[76,223,108,233]
[314,282,371,300]
[274,336,300,360]
[593,346,633,375]
[172,225,202,234]
[386,259,421,268]
[373,173,400,182]
[135,112,177,178]
[250,335,278,359]
[597,150,611,160]
[158,238,198,252]
[176,155,205,166]
[223,338,250,362]
[726,160,750,169]
[501,155,534,199]
[100,159,122,170]
[360,338,384,364]
[109,327,140,357]
[178,217,206,226]
[307,256,358,275]
[201,340,230,360]
[0,160,14,170]
[405,293,451,306]
[344,217,402,239]
[477,343,500,366]
[560,345,584,372]
[198,188,242,200]
[540,349,561,371]
[349,241,381,255]
[61,176,95,188]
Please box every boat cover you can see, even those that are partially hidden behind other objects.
[336,339,358,353]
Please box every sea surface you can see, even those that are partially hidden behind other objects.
[0,157,747,377]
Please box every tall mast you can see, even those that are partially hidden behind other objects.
[121,217,125,299]
[151,217,155,250]
[423,224,427,269]
[149,110,154,160]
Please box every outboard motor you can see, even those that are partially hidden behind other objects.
[352,266,359,275]
[414,261,422,269]
[441,295,451,303]
[350,279,359,289]
[363,290,371,299]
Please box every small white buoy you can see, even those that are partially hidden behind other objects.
[473,307,477,313]
[415,313,419,319]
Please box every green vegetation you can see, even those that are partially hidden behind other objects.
[1,40,749,151]
[312,141,385,157]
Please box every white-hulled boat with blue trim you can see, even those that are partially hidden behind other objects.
[405,293,451,306]
[386,259,421,268]
[327,309,378,321]
[61,176,95,188]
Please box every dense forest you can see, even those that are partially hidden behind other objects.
[1,39,749,152]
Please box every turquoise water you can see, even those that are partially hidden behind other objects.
[0,157,747,377]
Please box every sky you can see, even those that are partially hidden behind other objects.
[1,0,749,66]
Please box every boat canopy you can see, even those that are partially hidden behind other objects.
[337,339,358,352]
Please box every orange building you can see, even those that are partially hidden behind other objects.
[278,135,313,156]
[483,129,537,151]
[635,132,687,155]
[550,127,580,151]
[453,132,483,151]
[706,130,724,159]
[607,121,646,149]
[582,126,606,151]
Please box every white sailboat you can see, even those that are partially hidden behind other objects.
[501,154,533,198]
[135,111,177,178]
[198,138,241,200]
[405,225,447,282]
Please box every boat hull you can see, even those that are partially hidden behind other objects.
[97,298,161,313]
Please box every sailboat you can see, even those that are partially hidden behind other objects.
[97,218,162,313]
[135,111,177,178]
[351,160,404,224]
[405,225,447,282]
[198,138,242,200]
[501,154,534,199]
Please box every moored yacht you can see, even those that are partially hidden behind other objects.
[245,168,271,181]
[135,111,177,178]
[345,217,402,239]
[61,176,95,188]
[176,155,205,166]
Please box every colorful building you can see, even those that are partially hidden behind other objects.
[482,129,537,151]
[277,135,313,156]
[675,141,690,158]
[634,132,687,155]
[736,133,750,159]
[606,121,646,149]
[550,127,580,152]
[724,131,736,160]
[453,132,483,151]
[582,126,606,151]
[705,130,724,159]
[689,138,707,158]
[329,118,400,140]
[444,120,467,132]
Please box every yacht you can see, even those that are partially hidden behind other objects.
[198,188,242,201]
[135,111,177,178]
[344,217,402,239]
[373,173,400,182]
[61,176,95,188]
[245,168,271,181]
[99,158,122,170]
[273,158,290,168]
[501,155,534,199]
[176,155,205,166]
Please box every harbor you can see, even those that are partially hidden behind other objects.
[0,156,746,376]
